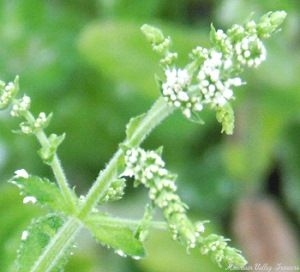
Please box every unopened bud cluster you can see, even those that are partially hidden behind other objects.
[101,178,126,202]
[123,147,206,250]
[0,76,19,109]
[123,147,247,268]
[140,24,178,66]
[199,234,247,268]
[10,95,31,117]
[18,112,52,135]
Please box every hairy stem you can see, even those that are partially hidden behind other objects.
[30,217,82,272]
[78,97,173,219]
[89,215,167,230]
[24,111,76,210]
[31,96,173,271]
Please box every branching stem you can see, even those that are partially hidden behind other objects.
[24,111,76,210]
[32,96,173,271]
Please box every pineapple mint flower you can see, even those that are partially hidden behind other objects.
[234,35,266,67]
[162,67,203,118]
[197,49,243,107]
[146,10,286,134]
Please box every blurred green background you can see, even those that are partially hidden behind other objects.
[1,0,300,271]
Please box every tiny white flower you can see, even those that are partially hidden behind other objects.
[121,169,134,178]
[14,169,29,179]
[4,82,15,92]
[223,58,232,69]
[208,84,216,94]
[243,50,251,58]
[173,101,181,107]
[183,108,192,118]
[165,69,177,85]
[215,81,224,91]
[177,69,190,85]
[23,196,37,204]
[215,94,227,106]
[196,222,205,233]
[193,102,203,112]
[198,71,206,81]
[21,230,29,241]
[210,69,220,82]
[201,80,210,87]
[177,91,189,102]
[223,88,233,99]
[229,77,243,86]
[210,51,223,66]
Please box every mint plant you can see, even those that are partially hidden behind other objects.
[1,10,286,272]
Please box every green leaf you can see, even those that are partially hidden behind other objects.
[9,175,69,214]
[215,104,234,135]
[38,133,65,164]
[0,185,42,272]
[125,113,146,145]
[16,214,66,272]
[84,214,145,258]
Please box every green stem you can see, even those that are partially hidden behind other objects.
[92,215,167,230]
[30,97,173,271]
[24,112,76,210]
[78,97,173,219]
[31,217,82,272]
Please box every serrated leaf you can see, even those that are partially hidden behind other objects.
[16,214,66,272]
[9,175,69,214]
[84,214,145,258]
[125,113,146,144]
[0,185,42,272]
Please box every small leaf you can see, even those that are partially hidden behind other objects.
[16,214,66,272]
[84,214,145,258]
[215,104,234,135]
[125,113,146,145]
[188,111,205,125]
[134,203,154,242]
[38,133,65,164]
[9,175,69,214]
[140,24,165,45]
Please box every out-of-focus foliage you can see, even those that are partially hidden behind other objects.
[1,0,300,271]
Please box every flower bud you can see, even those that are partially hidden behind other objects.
[140,24,165,44]
[257,11,287,38]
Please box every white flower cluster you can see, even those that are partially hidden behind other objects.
[0,79,18,109]
[101,178,126,202]
[34,112,48,129]
[235,35,266,67]
[162,68,203,118]
[10,95,31,117]
[160,19,270,117]
[123,147,206,250]
[197,50,243,107]
[18,112,51,135]
[123,148,174,193]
